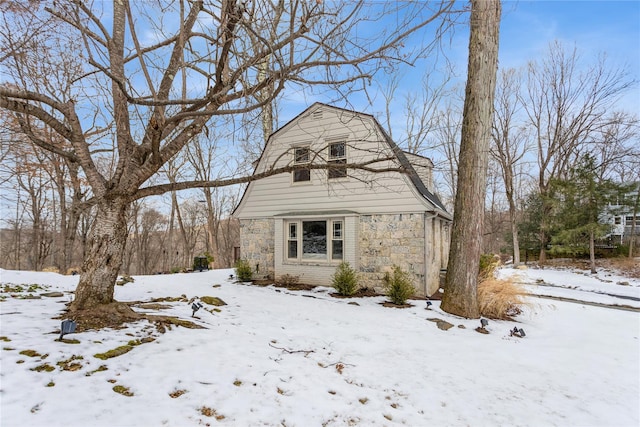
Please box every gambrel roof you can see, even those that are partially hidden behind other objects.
[233,102,451,220]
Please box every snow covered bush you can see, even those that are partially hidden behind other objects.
[332,262,359,296]
[383,265,415,305]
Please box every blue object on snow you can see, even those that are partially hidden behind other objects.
[59,319,77,340]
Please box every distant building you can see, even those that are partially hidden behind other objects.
[602,182,640,245]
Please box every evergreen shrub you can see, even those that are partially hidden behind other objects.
[383,265,415,305]
[332,262,359,296]
[234,259,253,282]
[479,253,500,280]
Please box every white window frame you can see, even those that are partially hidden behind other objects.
[292,145,311,183]
[328,140,347,179]
[285,218,344,263]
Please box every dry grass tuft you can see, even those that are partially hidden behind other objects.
[478,277,527,320]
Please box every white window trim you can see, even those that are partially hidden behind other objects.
[284,218,344,264]
[292,144,311,184]
[327,139,347,180]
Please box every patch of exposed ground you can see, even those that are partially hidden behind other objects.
[61,301,203,333]
[330,287,380,298]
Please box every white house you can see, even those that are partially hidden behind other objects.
[232,103,452,296]
[602,182,640,245]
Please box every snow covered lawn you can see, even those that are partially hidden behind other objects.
[1,267,638,426]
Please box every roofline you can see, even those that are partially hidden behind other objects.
[232,102,452,220]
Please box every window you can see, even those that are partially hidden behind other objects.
[288,223,298,258]
[303,221,327,259]
[332,221,343,260]
[293,146,310,182]
[286,219,344,262]
[328,141,347,179]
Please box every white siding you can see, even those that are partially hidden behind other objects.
[235,106,432,219]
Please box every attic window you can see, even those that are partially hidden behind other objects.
[293,146,310,182]
[312,109,323,120]
[328,141,347,179]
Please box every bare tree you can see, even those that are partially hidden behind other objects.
[441,0,500,319]
[490,68,531,265]
[1,0,456,316]
[380,65,454,155]
[520,42,634,263]
[595,115,640,258]
[184,132,239,267]
[432,98,464,210]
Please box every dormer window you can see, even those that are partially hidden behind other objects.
[328,141,347,179]
[293,146,310,182]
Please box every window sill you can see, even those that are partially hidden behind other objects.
[283,260,342,267]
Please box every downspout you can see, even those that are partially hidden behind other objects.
[424,212,438,296]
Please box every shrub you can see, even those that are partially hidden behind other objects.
[479,253,500,281]
[234,259,253,282]
[278,274,300,287]
[383,265,415,305]
[478,277,527,320]
[332,262,359,296]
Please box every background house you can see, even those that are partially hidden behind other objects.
[232,103,452,296]
[602,182,640,246]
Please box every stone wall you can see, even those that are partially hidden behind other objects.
[239,218,275,280]
[358,213,427,295]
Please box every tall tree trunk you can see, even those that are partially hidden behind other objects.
[441,0,501,319]
[589,228,597,274]
[505,165,520,265]
[511,211,521,265]
[71,198,129,310]
[538,213,548,264]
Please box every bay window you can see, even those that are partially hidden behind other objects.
[285,219,344,262]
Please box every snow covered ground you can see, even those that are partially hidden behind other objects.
[498,263,640,310]
[1,265,638,427]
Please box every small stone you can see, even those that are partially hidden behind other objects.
[457,325,466,329]
[41,292,64,298]
[200,296,227,306]
[348,302,360,306]
[427,318,454,331]
[475,327,489,334]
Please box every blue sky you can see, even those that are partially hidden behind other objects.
[278,0,640,128]
[500,0,639,73]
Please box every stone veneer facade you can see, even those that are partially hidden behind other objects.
[240,213,447,296]
[359,213,428,295]
[238,219,275,280]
